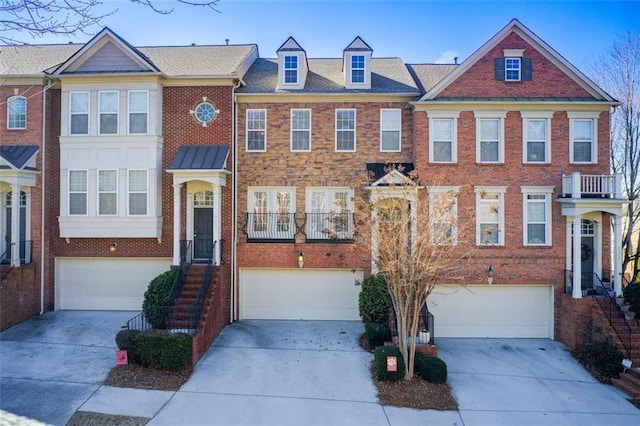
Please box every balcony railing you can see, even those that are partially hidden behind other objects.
[305,212,354,242]
[561,172,623,199]
[245,213,297,242]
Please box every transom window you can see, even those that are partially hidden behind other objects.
[380,109,401,152]
[246,109,266,152]
[194,190,214,207]
[70,91,89,135]
[351,55,365,84]
[98,170,117,215]
[99,91,119,134]
[7,96,26,129]
[128,91,148,134]
[291,109,311,151]
[521,188,553,246]
[284,55,298,84]
[335,109,356,152]
[505,58,521,81]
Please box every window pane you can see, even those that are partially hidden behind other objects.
[527,201,545,222]
[99,194,117,215]
[481,141,499,162]
[528,224,546,244]
[527,119,545,140]
[292,131,309,151]
[99,170,116,191]
[71,115,88,134]
[433,141,451,162]
[336,110,355,151]
[100,92,118,113]
[8,97,26,128]
[69,194,87,215]
[70,92,89,135]
[129,91,147,112]
[573,120,592,140]
[100,114,118,134]
[129,113,147,134]
[433,119,452,140]
[247,110,266,151]
[70,93,89,113]
[480,119,498,140]
[381,131,400,151]
[527,141,545,162]
[129,170,147,191]
[69,171,87,191]
[480,224,499,244]
[574,142,592,162]
[351,55,365,83]
[129,194,147,215]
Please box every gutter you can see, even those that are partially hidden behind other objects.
[230,78,242,323]
[40,78,53,314]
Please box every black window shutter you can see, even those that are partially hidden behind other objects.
[522,58,532,81]
[495,57,505,80]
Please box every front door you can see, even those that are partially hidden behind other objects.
[581,236,595,291]
[194,207,213,260]
[4,191,26,263]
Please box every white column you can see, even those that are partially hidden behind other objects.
[213,184,222,265]
[172,183,183,266]
[11,184,20,267]
[565,217,573,272]
[614,214,623,296]
[572,215,582,299]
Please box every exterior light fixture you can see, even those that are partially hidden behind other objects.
[487,265,494,285]
[298,251,304,268]
[110,242,118,253]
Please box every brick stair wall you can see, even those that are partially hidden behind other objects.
[611,368,640,399]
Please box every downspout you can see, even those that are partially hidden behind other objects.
[230,78,242,323]
[40,78,52,314]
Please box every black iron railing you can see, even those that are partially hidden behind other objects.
[168,241,192,305]
[1,241,32,265]
[126,306,201,334]
[304,212,354,242]
[594,275,632,358]
[390,302,435,345]
[245,213,297,242]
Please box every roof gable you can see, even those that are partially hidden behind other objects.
[0,145,39,170]
[344,36,373,52]
[277,37,305,53]
[420,19,616,103]
[51,27,159,75]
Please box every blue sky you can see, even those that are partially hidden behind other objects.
[22,0,640,70]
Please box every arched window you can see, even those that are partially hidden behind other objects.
[7,96,27,129]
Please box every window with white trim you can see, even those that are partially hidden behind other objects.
[99,91,119,134]
[335,109,356,151]
[521,187,553,246]
[429,116,457,163]
[246,109,266,152]
[7,96,26,129]
[128,91,148,134]
[380,109,401,152]
[291,109,311,151]
[68,170,88,215]
[70,91,89,135]
[351,55,365,84]
[98,170,117,215]
[429,186,459,245]
[475,187,506,246]
[305,187,353,240]
[247,187,295,240]
[522,113,552,163]
[476,117,504,163]
[505,58,521,81]
[284,55,298,84]
[128,170,147,215]
[569,114,597,164]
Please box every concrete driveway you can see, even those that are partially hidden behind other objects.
[1,312,639,426]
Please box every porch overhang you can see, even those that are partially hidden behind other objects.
[166,145,230,186]
[556,198,627,217]
[0,145,40,188]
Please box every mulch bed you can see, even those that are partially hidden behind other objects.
[103,364,192,391]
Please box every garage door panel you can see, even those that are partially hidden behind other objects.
[241,269,363,321]
[56,258,171,310]
[427,285,553,338]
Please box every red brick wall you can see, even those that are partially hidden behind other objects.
[0,265,39,331]
[555,291,595,350]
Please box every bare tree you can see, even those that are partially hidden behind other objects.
[0,0,220,45]
[353,166,475,379]
[589,31,640,285]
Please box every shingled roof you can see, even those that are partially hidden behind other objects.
[406,64,458,95]
[238,57,419,94]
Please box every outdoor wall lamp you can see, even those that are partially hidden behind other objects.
[487,265,494,285]
[298,251,304,268]
[110,242,118,253]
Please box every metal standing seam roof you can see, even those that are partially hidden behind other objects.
[168,146,229,170]
[238,57,420,94]
[0,145,39,169]
[0,44,257,77]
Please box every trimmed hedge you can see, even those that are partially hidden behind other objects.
[115,328,192,372]
[364,322,391,348]
[373,345,405,382]
[142,269,178,329]
[414,352,448,384]
[358,274,392,324]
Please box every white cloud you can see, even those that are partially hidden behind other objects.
[435,50,459,64]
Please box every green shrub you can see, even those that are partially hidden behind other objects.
[115,329,142,364]
[136,329,192,372]
[359,274,392,324]
[623,281,640,318]
[573,325,623,382]
[373,345,405,382]
[414,352,448,384]
[142,269,178,329]
[364,322,391,348]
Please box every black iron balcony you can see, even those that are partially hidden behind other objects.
[305,212,354,242]
[245,213,297,242]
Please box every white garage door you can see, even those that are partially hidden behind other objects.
[427,285,553,338]
[240,268,363,320]
[56,257,172,310]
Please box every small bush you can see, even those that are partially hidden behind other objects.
[115,329,142,364]
[573,325,623,383]
[364,322,391,348]
[623,281,640,318]
[359,274,392,324]
[414,352,448,384]
[136,329,192,372]
[142,269,178,329]
[373,345,405,382]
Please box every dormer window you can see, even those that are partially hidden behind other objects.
[351,55,365,84]
[505,58,521,81]
[284,55,298,84]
